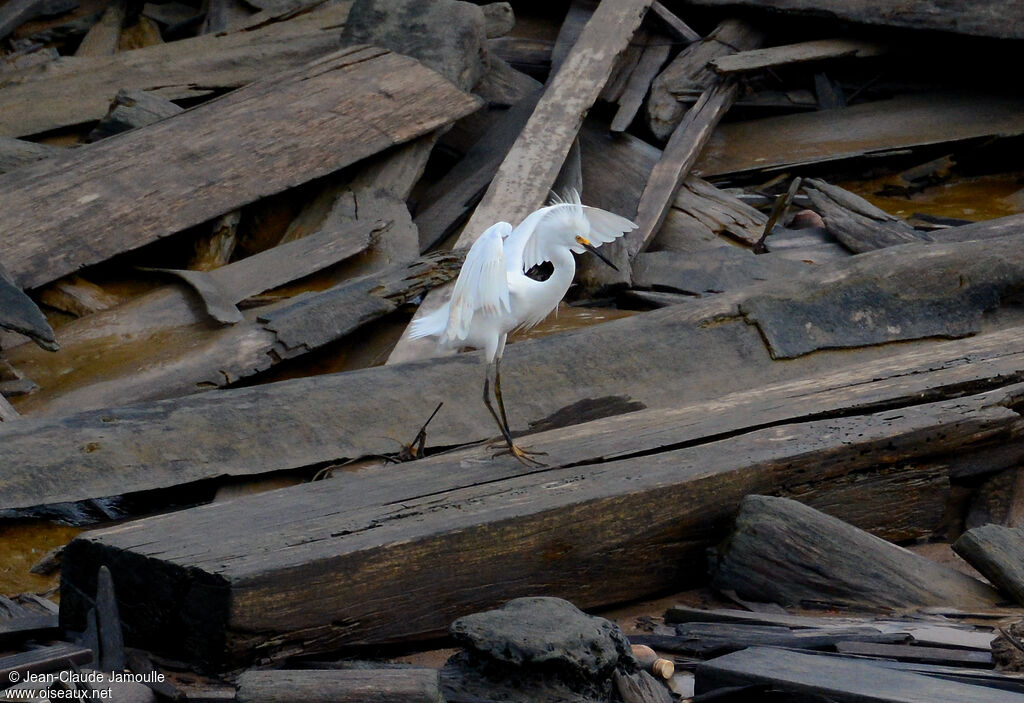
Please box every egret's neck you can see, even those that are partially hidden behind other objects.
[547,246,577,294]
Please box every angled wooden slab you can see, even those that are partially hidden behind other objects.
[0,46,480,289]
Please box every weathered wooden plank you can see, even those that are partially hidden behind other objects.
[389,0,652,362]
[236,670,444,703]
[680,0,1024,40]
[649,2,700,43]
[696,93,1024,177]
[6,234,1024,503]
[86,89,184,142]
[0,47,479,289]
[695,647,1023,702]
[627,80,738,259]
[610,33,671,133]
[709,495,1001,610]
[0,642,93,682]
[58,387,1020,666]
[632,248,810,295]
[833,641,992,668]
[953,524,1024,606]
[0,264,56,351]
[0,7,348,138]
[711,38,885,73]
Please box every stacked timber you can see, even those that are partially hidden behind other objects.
[0,0,1023,700]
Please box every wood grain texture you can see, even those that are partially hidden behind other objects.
[58,386,1020,666]
[0,46,480,289]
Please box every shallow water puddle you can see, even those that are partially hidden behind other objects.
[0,522,81,597]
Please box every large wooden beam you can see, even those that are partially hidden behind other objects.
[4,234,1024,512]
[0,46,479,290]
[59,385,1022,667]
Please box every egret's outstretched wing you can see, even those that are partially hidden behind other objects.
[582,206,637,245]
[444,222,512,344]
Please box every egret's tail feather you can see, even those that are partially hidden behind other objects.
[409,304,449,340]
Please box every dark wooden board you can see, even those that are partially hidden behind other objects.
[58,386,1019,666]
[695,647,1023,702]
[0,46,479,290]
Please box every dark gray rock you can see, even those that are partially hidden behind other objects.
[450,596,633,678]
[341,0,487,91]
[443,597,640,703]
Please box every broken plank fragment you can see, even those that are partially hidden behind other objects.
[37,275,122,318]
[649,1,700,43]
[0,264,56,351]
[627,80,738,259]
[611,33,671,133]
[0,46,480,289]
[236,669,444,703]
[954,525,1024,606]
[709,495,1001,609]
[696,647,1021,702]
[190,211,240,272]
[802,178,927,253]
[710,38,885,73]
[57,387,1018,667]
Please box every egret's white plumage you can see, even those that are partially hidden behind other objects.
[410,190,637,464]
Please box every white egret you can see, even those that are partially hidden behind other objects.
[410,190,637,465]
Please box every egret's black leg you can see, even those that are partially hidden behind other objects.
[482,363,516,449]
[492,357,547,467]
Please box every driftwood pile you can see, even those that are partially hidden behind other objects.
[1,0,1024,700]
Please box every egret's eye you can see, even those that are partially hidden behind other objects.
[575,235,591,246]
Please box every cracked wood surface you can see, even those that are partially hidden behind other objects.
[0,45,480,289]
[2,234,1024,512]
[59,385,1022,666]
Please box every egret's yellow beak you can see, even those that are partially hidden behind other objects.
[575,235,618,271]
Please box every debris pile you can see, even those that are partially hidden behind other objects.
[0,0,1023,700]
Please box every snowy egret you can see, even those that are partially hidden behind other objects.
[411,191,637,465]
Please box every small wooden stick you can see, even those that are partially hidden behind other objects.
[752,176,802,254]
